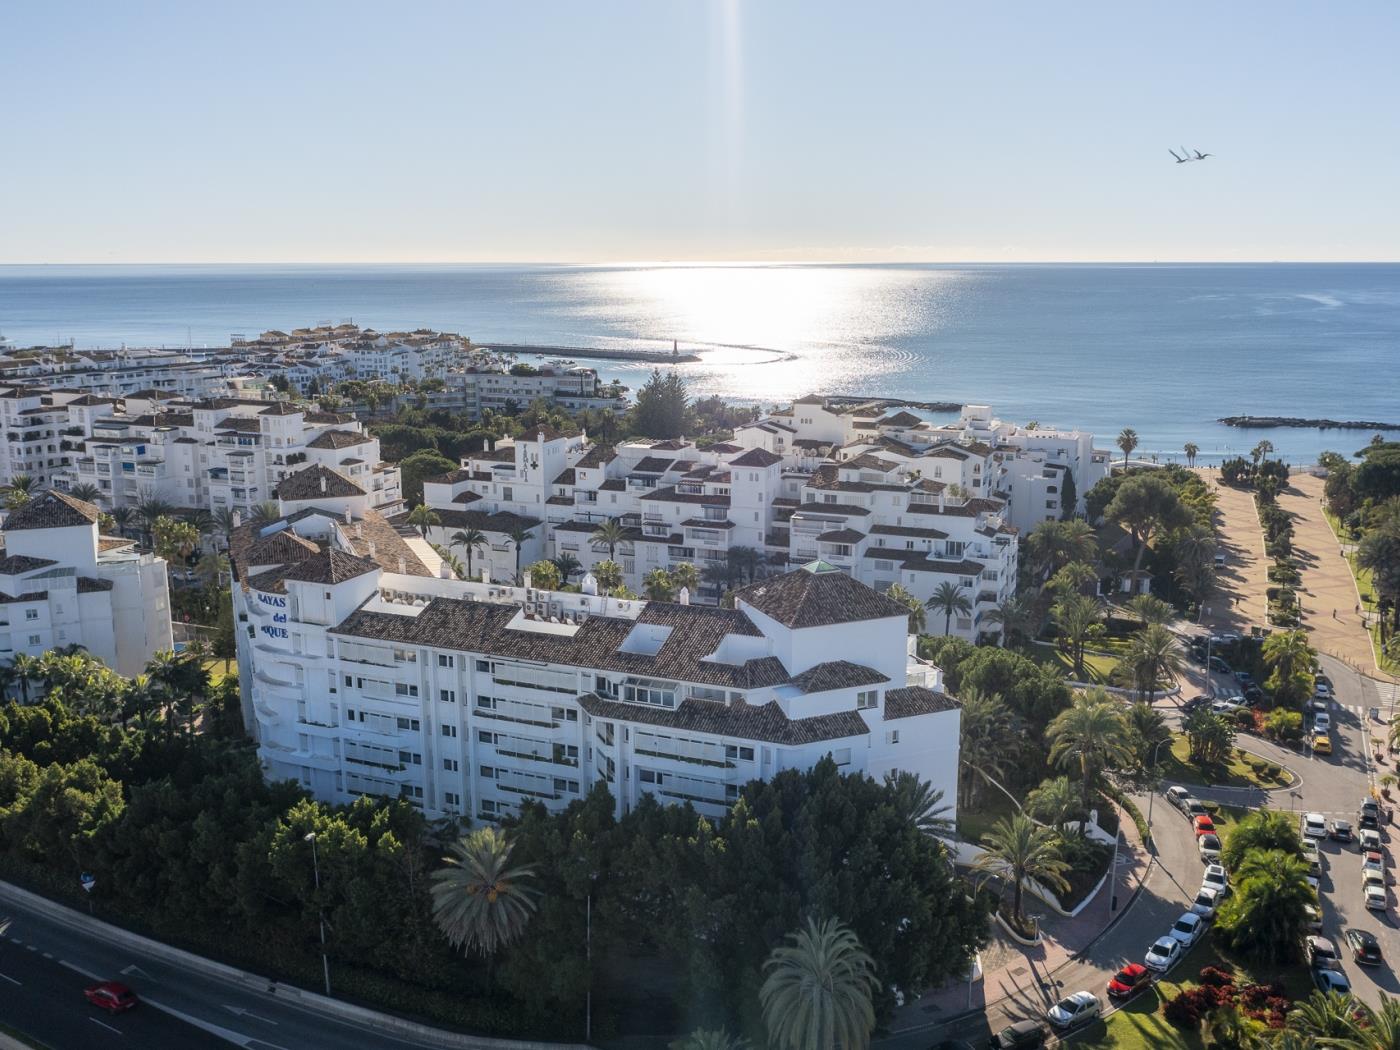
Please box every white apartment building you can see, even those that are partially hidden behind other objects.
[53,397,402,519]
[0,490,173,676]
[229,481,961,824]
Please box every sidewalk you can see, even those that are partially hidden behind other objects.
[1197,471,1270,632]
[893,808,1152,1031]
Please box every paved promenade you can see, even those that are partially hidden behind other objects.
[1198,471,1270,631]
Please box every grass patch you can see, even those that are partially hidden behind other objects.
[1161,737,1293,790]
[1024,642,1116,684]
[201,656,235,686]
[956,791,1019,846]
[1322,507,1400,676]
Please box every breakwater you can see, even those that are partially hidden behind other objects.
[484,342,702,364]
[1218,416,1400,431]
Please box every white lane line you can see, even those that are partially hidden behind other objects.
[59,959,104,980]
[42,952,53,959]
[89,1017,122,1035]
[24,944,36,951]
[0,972,21,986]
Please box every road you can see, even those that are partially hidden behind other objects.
[0,887,472,1050]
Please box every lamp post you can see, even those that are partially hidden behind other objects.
[1145,737,1173,832]
[304,832,331,997]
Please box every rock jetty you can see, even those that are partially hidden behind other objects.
[1218,415,1400,431]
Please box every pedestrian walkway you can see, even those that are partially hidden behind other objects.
[1279,474,1385,674]
[1196,471,1270,632]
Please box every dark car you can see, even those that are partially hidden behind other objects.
[1182,696,1210,713]
[1361,800,1381,830]
[1345,929,1384,966]
[1210,657,1232,673]
[988,1020,1046,1050]
[1243,685,1265,704]
[1107,963,1153,999]
[84,981,138,1013]
[1330,819,1354,843]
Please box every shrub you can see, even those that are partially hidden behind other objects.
[1165,986,1224,1030]
[1199,965,1235,988]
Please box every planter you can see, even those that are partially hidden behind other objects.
[994,910,1042,947]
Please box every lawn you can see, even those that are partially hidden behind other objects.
[956,790,1019,846]
[201,656,235,686]
[1161,736,1295,790]
[1023,641,1116,684]
[1322,507,1399,676]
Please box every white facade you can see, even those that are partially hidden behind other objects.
[229,490,961,825]
[0,491,173,676]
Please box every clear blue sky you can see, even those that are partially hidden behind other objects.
[2,1,1397,263]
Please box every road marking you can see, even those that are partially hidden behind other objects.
[0,972,20,986]
[145,997,291,1049]
[120,964,153,979]
[24,944,36,951]
[89,1017,122,1035]
[222,1004,279,1025]
[42,952,52,959]
[59,959,103,980]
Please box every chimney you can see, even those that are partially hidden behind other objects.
[937,490,945,512]
[319,474,326,493]
[439,561,452,580]
[581,572,598,596]
[678,586,690,606]
[367,541,376,558]
[398,556,406,574]
[344,507,352,524]
[481,567,490,585]
[231,510,242,528]
[523,569,533,591]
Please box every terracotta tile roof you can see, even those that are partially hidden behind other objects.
[578,694,869,745]
[728,447,783,468]
[792,501,870,517]
[244,529,321,568]
[415,508,540,533]
[640,486,730,506]
[878,411,923,427]
[306,429,371,450]
[3,490,100,531]
[552,468,576,486]
[883,685,960,718]
[576,447,616,469]
[426,469,476,485]
[633,456,675,474]
[789,661,889,695]
[276,464,366,500]
[282,549,380,585]
[816,528,866,544]
[98,536,135,552]
[258,401,304,416]
[451,491,482,504]
[870,523,949,540]
[0,554,57,574]
[734,562,908,629]
[77,576,114,593]
[599,479,626,492]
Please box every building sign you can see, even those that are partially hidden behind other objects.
[257,593,287,609]
[260,625,289,639]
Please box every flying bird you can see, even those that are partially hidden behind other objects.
[1192,149,1213,160]
[1169,149,1190,164]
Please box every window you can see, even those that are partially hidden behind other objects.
[833,747,852,766]
[396,716,421,731]
[398,750,422,765]
[441,724,457,738]
[639,768,657,783]
[476,659,491,673]
[439,689,456,703]
[444,791,460,807]
[398,784,424,799]
[28,635,40,646]
[443,758,459,772]
[481,766,495,779]
[481,799,497,813]
[887,730,900,745]
[476,695,493,709]
[344,675,353,687]
[394,683,419,698]
[437,654,454,668]
[478,730,494,743]
[553,777,581,794]
[856,690,878,710]
[739,746,754,761]
[24,609,38,621]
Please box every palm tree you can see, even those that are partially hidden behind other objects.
[1117,428,1139,472]
[195,551,230,589]
[1025,775,1082,834]
[68,482,102,505]
[957,688,1014,809]
[1286,990,1359,1041]
[643,567,675,602]
[982,595,1035,647]
[729,545,764,584]
[1262,630,1313,683]
[1047,689,1135,815]
[1125,701,1172,772]
[882,771,953,836]
[1251,440,1275,466]
[1183,442,1199,468]
[884,583,926,635]
[1052,593,1101,681]
[1218,849,1316,965]
[211,506,239,547]
[589,518,628,559]
[1336,996,1400,1048]
[9,652,42,704]
[1126,622,1184,702]
[760,917,879,1050]
[670,561,699,599]
[1125,593,1174,625]
[406,503,440,536]
[506,524,535,584]
[108,506,135,538]
[2,473,36,510]
[552,552,582,585]
[973,814,1071,930]
[430,827,539,960]
[248,500,282,526]
[433,547,466,580]
[450,528,488,580]
[593,559,624,594]
[925,582,972,636]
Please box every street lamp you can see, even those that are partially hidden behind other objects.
[304,832,331,997]
[1145,737,1173,834]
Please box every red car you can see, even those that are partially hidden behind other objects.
[1193,815,1216,837]
[84,981,138,1013]
[1107,963,1152,998]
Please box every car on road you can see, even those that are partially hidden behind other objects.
[1243,685,1265,705]
[1361,800,1381,830]
[1303,841,1323,873]
[1304,904,1324,932]
[1314,712,1332,733]
[987,1019,1047,1050]
[1203,864,1229,895]
[1192,887,1222,918]
[1166,786,1192,810]
[1315,681,1334,701]
[1308,936,1343,971]
[1199,833,1222,863]
[1302,813,1329,839]
[1330,819,1354,843]
[1045,990,1101,1030]
[1344,929,1384,966]
[1210,656,1232,674]
[1315,968,1353,995]
[1313,733,1333,755]
[1360,828,1383,852]
[1170,912,1205,948]
[1212,699,1247,716]
[1194,815,1217,837]
[1362,851,1385,877]
[1184,798,1209,819]
[84,981,138,1013]
[1364,872,1388,910]
[1145,936,1183,973]
[1107,963,1153,999]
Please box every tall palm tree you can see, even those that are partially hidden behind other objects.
[9,652,42,704]
[1117,428,1139,472]
[670,561,699,599]
[430,827,539,959]
[925,582,972,636]
[211,506,239,547]
[593,559,624,594]
[973,814,1071,930]
[1125,593,1174,625]
[108,505,135,538]
[760,917,879,1050]
[1339,996,1400,1048]
[2,474,36,510]
[552,551,582,585]
[643,567,675,601]
[1251,440,1275,466]
[195,551,230,589]
[885,584,926,635]
[1126,622,1184,702]
[1262,630,1313,684]
[1046,689,1134,815]
[589,518,628,559]
[882,771,953,836]
[957,688,1014,809]
[729,546,764,584]
[1125,701,1172,772]
[182,508,214,537]
[68,482,102,505]
[1025,776,1082,834]
[248,500,282,526]
[984,594,1037,647]
[506,524,535,584]
[406,504,440,536]
[1052,593,1101,681]
[450,527,488,580]
[1183,442,1199,468]
[1286,990,1362,1041]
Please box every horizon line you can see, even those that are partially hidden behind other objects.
[3,258,1399,268]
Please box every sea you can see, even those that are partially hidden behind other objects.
[1,262,1398,466]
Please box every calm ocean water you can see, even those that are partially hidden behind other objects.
[1,262,1397,464]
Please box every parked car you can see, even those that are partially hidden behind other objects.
[1243,685,1265,704]
[1363,872,1387,911]
[1313,733,1333,755]
[1303,841,1323,874]
[1166,786,1192,810]
[1144,936,1183,973]
[84,982,138,1013]
[1304,904,1324,932]
[1314,712,1332,733]
[1235,671,1253,684]
[1315,968,1352,995]
[1045,991,1101,1031]
[1199,833,1222,863]
[1212,699,1247,716]
[1360,828,1383,852]
[1315,682,1334,700]
[1194,815,1217,838]
[1191,887,1222,918]
[987,1019,1047,1050]
[1107,963,1153,999]
[1302,813,1329,839]
[1344,929,1383,966]
[1210,656,1232,674]
[1330,819,1354,843]
[1213,552,1227,568]
[1170,912,1205,948]
[1363,851,1385,877]
[1203,864,1229,895]
[1308,936,1343,971]
[1184,799,1209,819]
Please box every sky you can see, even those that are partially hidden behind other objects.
[2,1,1398,264]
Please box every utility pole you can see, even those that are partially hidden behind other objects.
[304,832,331,997]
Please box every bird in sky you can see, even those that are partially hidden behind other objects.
[1192,149,1213,160]
[1169,148,1190,164]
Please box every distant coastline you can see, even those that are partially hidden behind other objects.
[1218,415,1400,431]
